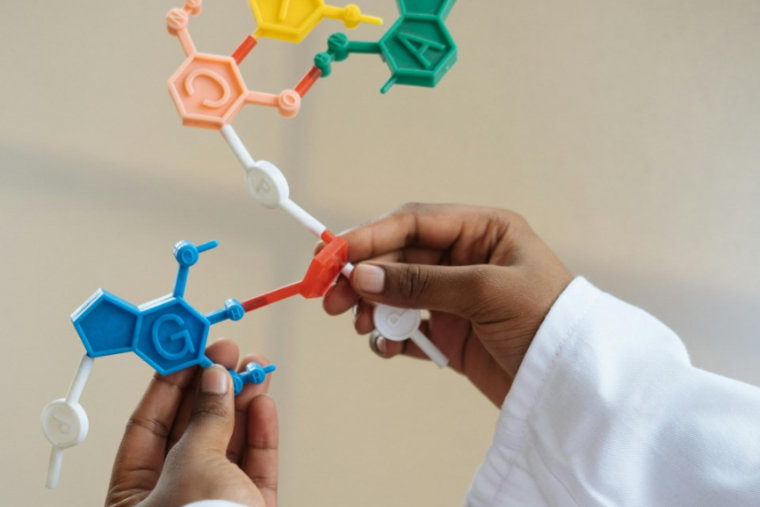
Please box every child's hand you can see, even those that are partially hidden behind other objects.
[323,204,573,407]
[106,339,278,507]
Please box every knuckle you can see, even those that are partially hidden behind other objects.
[190,401,229,422]
[494,209,528,236]
[250,474,278,492]
[491,210,533,260]
[249,437,279,452]
[463,266,505,320]
[399,201,424,213]
[397,264,430,300]
[387,203,430,248]
[503,210,532,238]
[500,208,526,224]
[470,265,496,298]
[126,415,171,440]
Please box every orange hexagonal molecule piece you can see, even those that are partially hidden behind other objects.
[169,54,248,130]
[166,0,303,130]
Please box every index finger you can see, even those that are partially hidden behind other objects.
[340,203,503,264]
[110,339,239,493]
[243,395,279,507]
[109,367,196,494]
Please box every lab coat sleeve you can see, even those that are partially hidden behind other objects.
[466,276,760,507]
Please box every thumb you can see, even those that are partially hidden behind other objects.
[183,365,235,456]
[351,262,501,319]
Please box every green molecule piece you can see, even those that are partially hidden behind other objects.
[315,33,382,77]
[378,16,456,93]
[398,0,456,19]
[327,33,351,61]
[313,0,458,93]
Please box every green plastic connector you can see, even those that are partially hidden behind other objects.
[313,0,458,93]
[314,33,381,77]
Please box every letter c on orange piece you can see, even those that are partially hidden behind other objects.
[185,68,232,108]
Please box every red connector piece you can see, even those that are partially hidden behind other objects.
[242,235,348,312]
[301,235,347,297]
[295,66,323,97]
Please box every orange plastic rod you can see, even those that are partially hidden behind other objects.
[242,281,303,312]
[232,35,258,65]
[295,66,322,97]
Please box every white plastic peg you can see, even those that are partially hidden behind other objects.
[373,305,448,368]
[221,125,329,238]
[244,160,290,209]
[42,354,94,489]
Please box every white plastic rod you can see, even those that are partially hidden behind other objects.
[280,198,327,238]
[342,262,355,279]
[373,305,449,368]
[220,126,327,238]
[410,329,449,368]
[220,125,256,167]
[46,448,64,490]
[42,354,94,489]
[66,354,94,405]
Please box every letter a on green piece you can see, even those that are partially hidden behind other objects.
[397,32,446,69]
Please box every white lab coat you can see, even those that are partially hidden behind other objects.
[185,277,760,507]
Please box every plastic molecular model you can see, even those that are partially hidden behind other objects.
[43,0,457,490]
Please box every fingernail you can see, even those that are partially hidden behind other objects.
[354,264,385,294]
[202,365,228,395]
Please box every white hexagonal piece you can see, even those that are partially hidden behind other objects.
[41,399,89,449]
[245,160,290,209]
[373,305,422,342]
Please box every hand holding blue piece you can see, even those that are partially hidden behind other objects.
[105,340,279,507]
[42,240,276,489]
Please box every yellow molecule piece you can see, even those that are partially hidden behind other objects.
[249,0,382,44]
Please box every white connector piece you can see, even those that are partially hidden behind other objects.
[373,304,448,368]
[41,354,94,489]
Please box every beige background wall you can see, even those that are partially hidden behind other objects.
[1,0,759,505]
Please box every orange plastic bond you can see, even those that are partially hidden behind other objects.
[167,0,302,130]
[294,66,323,97]
[232,35,259,65]
[242,235,348,312]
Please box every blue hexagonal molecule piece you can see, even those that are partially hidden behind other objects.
[67,240,277,394]
[134,296,210,376]
[398,0,456,18]
[72,289,140,358]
